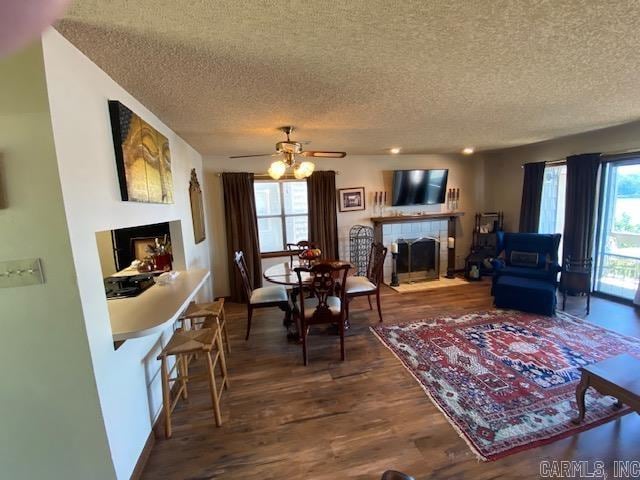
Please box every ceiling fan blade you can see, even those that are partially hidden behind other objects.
[228,153,276,159]
[301,151,347,158]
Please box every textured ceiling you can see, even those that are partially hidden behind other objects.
[57,1,640,156]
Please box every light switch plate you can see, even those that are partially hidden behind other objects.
[0,258,45,288]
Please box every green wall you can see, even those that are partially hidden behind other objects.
[0,43,115,479]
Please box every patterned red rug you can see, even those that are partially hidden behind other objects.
[371,310,640,461]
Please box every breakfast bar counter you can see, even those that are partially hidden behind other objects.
[108,268,210,342]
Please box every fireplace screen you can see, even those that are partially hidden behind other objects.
[397,237,439,282]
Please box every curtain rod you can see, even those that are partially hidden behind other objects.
[521,159,566,168]
[214,171,341,177]
[522,147,640,168]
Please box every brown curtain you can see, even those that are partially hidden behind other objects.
[307,170,339,260]
[563,153,601,261]
[222,172,262,302]
[518,162,546,232]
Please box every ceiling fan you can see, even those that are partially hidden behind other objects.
[229,126,347,179]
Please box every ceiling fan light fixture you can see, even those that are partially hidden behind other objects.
[293,165,307,180]
[293,161,315,179]
[268,160,287,179]
[299,161,315,176]
[231,126,342,177]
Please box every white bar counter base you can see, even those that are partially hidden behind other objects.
[108,269,210,342]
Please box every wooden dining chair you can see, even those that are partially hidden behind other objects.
[345,242,388,322]
[233,251,291,340]
[286,240,318,263]
[294,262,350,365]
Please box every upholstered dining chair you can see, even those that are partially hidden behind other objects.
[286,240,318,263]
[294,262,350,365]
[233,251,291,340]
[345,242,388,322]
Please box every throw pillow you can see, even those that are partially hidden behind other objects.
[509,250,539,268]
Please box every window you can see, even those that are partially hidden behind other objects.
[538,164,567,259]
[254,180,308,253]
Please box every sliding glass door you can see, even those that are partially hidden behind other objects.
[594,159,640,300]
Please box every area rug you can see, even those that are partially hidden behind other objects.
[371,310,640,461]
[389,277,470,293]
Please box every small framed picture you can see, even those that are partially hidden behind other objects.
[338,187,366,212]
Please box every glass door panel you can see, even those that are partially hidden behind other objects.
[594,160,640,300]
[539,165,567,261]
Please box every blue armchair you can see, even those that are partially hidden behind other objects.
[492,232,562,291]
[491,232,561,315]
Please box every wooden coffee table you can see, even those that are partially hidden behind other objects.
[572,354,640,424]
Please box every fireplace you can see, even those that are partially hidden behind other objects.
[397,237,440,282]
[372,212,463,284]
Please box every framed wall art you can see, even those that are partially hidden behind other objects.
[108,100,174,204]
[189,168,206,244]
[338,187,366,212]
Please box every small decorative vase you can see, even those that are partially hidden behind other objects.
[154,253,172,272]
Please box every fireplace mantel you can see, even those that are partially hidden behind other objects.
[371,211,464,279]
[370,211,464,226]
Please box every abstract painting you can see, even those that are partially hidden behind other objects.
[108,100,173,203]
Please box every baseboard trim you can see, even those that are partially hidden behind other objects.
[130,359,187,479]
[130,429,155,480]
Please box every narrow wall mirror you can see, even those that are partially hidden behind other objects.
[189,168,206,244]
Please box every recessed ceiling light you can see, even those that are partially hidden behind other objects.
[390,147,401,154]
[462,147,475,155]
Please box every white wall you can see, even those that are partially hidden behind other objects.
[0,43,115,479]
[205,153,485,297]
[41,29,211,479]
[484,120,640,231]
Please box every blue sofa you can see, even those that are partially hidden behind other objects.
[492,232,561,315]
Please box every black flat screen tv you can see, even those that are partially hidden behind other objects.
[391,169,448,206]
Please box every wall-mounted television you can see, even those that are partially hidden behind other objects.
[391,169,449,206]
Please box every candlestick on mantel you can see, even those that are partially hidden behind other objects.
[390,243,399,287]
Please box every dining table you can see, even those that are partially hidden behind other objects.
[263,259,352,340]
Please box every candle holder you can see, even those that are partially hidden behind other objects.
[374,190,387,217]
[390,252,400,287]
[446,188,460,212]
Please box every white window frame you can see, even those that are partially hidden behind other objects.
[255,179,308,254]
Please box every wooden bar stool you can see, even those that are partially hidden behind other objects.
[157,325,229,438]
[179,299,230,354]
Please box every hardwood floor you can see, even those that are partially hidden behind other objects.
[141,280,640,480]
